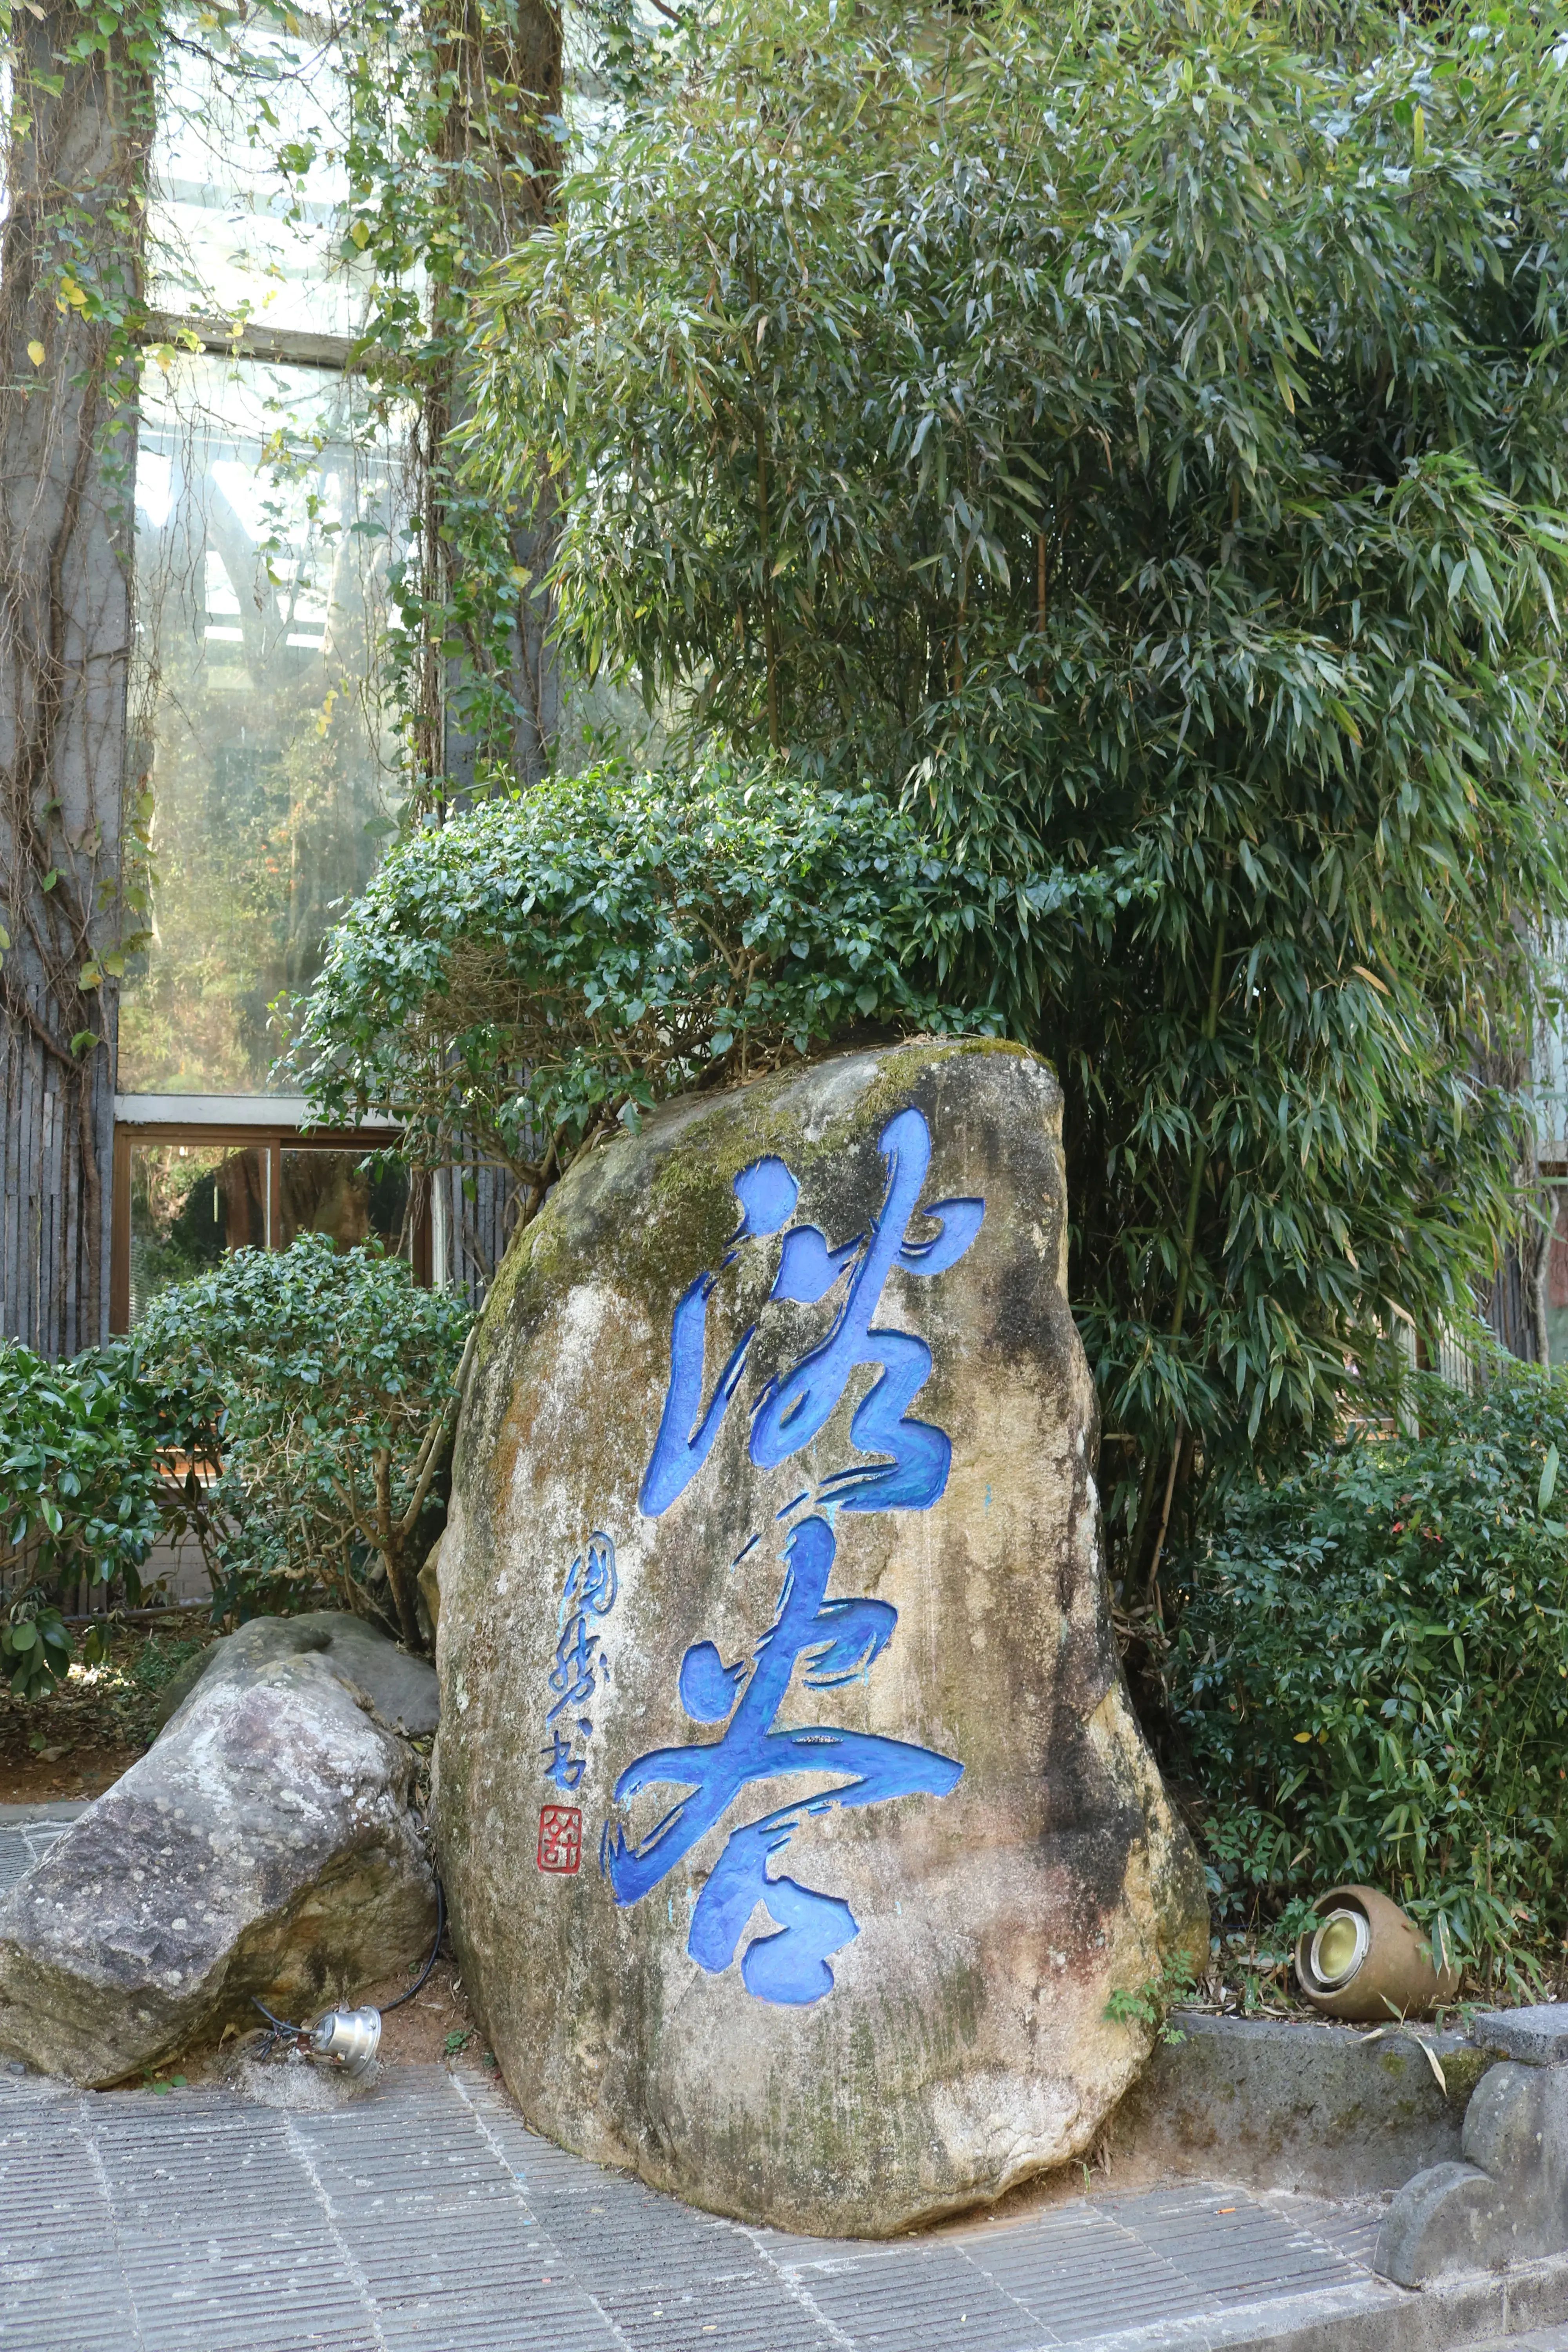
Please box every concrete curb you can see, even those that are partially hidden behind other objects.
[1111,2009,1493,2196]
[1087,2250,1568,2351]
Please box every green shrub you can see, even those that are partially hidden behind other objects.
[0,1340,216,1699]
[135,1235,473,1650]
[283,757,1107,1200]
[1173,1362,1568,1990]
[1,1239,469,1686]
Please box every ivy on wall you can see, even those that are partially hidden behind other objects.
[0,0,162,1347]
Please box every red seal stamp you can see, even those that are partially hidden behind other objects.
[537,1803,582,1874]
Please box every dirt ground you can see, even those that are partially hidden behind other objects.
[0,1608,218,1804]
[132,1956,491,2096]
[358,1953,487,2066]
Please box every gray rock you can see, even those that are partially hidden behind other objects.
[436,1039,1209,2236]
[1376,2160,1504,2284]
[0,1651,437,2085]
[155,1610,439,1739]
[1472,2004,1568,2066]
[150,1641,216,1727]
[1376,2062,1568,2283]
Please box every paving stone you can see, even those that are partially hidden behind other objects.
[0,1813,82,1904]
[285,2073,620,2352]
[86,2090,382,2352]
[1457,2336,1568,2351]
[0,2077,144,2351]
[1,2058,1409,2352]
[797,2242,1041,2352]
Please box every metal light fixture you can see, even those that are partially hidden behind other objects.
[309,2005,383,2076]
[1309,1908,1371,1991]
[1294,1884,1460,2021]
[250,1875,446,2079]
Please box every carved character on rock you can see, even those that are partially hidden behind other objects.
[435,1040,1208,2236]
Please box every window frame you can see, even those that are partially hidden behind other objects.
[111,1096,430,1332]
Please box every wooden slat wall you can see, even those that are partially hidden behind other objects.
[1481,1245,1540,1365]
[434,1160,523,1310]
[0,1017,115,1357]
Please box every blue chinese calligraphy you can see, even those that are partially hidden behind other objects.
[604,1513,962,2002]
[541,1533,618,1792]
[639,1105,984,1519]
[606,1102,980,2003]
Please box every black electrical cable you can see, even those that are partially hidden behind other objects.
[249,1875,445,2040]
[250,1994,302,2038]
[381,1875,446,2012]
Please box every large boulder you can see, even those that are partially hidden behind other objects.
[154,1610,439,1737]
[0,1648,437,2086]
[435,1038,1208,2235]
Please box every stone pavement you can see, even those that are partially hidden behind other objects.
[1460,2337,1568,2351]
[0,1809,1561,2352]
[0,2060,1403,2352]
[0,1802,80,1881]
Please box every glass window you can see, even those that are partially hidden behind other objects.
[149,21,369,338]
[128,1142,269,1325]
[281,1149,410,1254]
[120,353,406,1093]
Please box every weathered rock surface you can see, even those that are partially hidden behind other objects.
[436,1039,1208,2235]
[0,1651,437,2085]
[155,1609,439,1737]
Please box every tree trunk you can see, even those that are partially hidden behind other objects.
[0,7,151,1356]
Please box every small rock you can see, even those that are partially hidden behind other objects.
[1470,2002,1568,2066]
[0,1653,436,2086]
[154,1610,438,1737]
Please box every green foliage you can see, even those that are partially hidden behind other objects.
[285,757,1091,1189]
[1,1343,158,1599]
[467,0,1568,1573]
[1,1237,468,1677]
[0,1339,214,1699]
[12,1620,214,1760]
[123,1629,205,1702]
[1103,1951,1199,2044]
[134,1235,473,1648]
[328,0,567,798]
[1173,1363,1568,1989]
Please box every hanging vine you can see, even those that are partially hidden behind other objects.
[335,0,564,810]
[0,0,161,1347]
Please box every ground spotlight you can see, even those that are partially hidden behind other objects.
[1294,1884,1459,2021]
[309,2005,383,2076]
